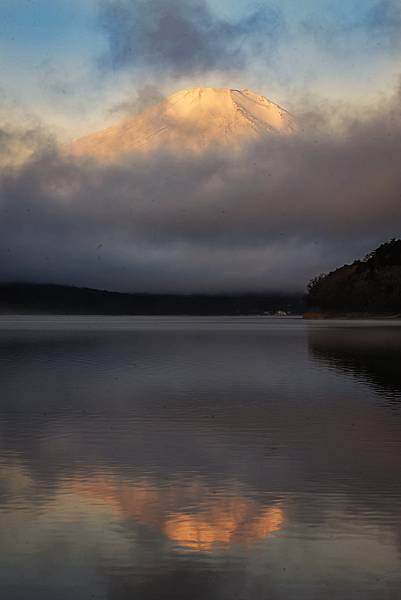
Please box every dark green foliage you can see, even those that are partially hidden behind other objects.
[307,239,401,314]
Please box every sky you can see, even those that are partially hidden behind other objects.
[1,0,401,294]
[1,0,401,136]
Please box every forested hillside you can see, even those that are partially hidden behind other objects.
[307,239,401,314]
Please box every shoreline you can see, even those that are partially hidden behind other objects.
[304,312,401,320]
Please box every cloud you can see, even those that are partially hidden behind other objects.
[96,0,286,78]
[1,82,401,294]
[108,84,164,116]
[0,123,54,168]
[303,0,401,56]
[365,0,401,49]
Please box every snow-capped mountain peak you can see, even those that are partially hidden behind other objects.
[68,87,295,160]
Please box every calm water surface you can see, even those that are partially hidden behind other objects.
[0,316,401,599]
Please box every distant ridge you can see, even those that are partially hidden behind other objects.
[68,87,295,161]
[0,283,305,316]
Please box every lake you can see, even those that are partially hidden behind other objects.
[1,316,401,599]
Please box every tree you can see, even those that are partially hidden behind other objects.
[307,273,327,295]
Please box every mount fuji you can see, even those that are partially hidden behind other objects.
[68,87,295,161]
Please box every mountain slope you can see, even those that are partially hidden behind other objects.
[68,87,295,161]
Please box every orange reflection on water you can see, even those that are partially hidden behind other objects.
[165,504,284,551]
[67,475,284,551]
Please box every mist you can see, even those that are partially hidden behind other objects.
[1,81,401,294]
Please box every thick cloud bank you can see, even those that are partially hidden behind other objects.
[1,86,401,294]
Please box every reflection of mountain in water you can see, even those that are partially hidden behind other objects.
[308,326,401,399]
[68,475,284,551]
[2,321,401,599]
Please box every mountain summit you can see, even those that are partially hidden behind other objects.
[68,87,295,160]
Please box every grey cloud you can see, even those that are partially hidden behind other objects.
[303,0,401,56]
[365,0,401,49]
[97,0,286,77]
[1,84,401,293]
[0,121,54,167]
[109,84,165,116]
[37,60,76,98]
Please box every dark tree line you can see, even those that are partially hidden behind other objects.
[307,239,401,314]
[0,283,305,315]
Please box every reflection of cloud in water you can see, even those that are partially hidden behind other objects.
[308,325,401,400]
[67,475,284,551]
